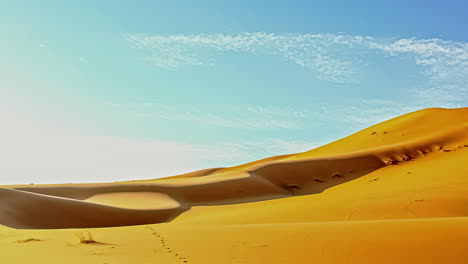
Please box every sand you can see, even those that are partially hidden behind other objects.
[0,107,467,263]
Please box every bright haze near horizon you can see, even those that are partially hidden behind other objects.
[0,0,467,184]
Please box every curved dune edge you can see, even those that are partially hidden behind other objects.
[85,192,181,210]
[0,188,188,229]
[1,107,467,229]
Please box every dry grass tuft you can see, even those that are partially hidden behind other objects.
[77,232,98,244]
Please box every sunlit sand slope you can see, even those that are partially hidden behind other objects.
[2,107,466,229]
[0,107,467,263]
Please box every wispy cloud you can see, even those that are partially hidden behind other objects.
[79,57,89,63]
[112,102,305,130]
[125,32,373,83]
[125,32,468,106]
[376,38,468,84]
[372,38,468,107]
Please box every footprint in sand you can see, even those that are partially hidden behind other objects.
[146,226,189,263]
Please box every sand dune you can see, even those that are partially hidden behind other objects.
[5,107,467,229]
[0,188,186,229]
[1,107,467,263]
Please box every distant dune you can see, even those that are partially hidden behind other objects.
[1,107,467,263]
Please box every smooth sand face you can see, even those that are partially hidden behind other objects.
[85,192,180,210]
[0,107,467,263]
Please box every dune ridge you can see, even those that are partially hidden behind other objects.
[0,108,467,229]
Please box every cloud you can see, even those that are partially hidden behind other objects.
[370,38,468,107]
[125,32,468,106]
[79,57,89,63]
[125,32,372,83]
[112,102,304,130]
[376,38,468,84]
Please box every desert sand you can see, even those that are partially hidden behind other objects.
[1,107,468,263]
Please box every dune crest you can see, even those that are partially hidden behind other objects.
[1,107,467,229]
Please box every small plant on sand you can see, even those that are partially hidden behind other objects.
[77,232,97,244]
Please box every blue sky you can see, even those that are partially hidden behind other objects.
[0,0,467,184]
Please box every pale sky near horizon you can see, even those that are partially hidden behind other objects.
[0,0,467,184]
